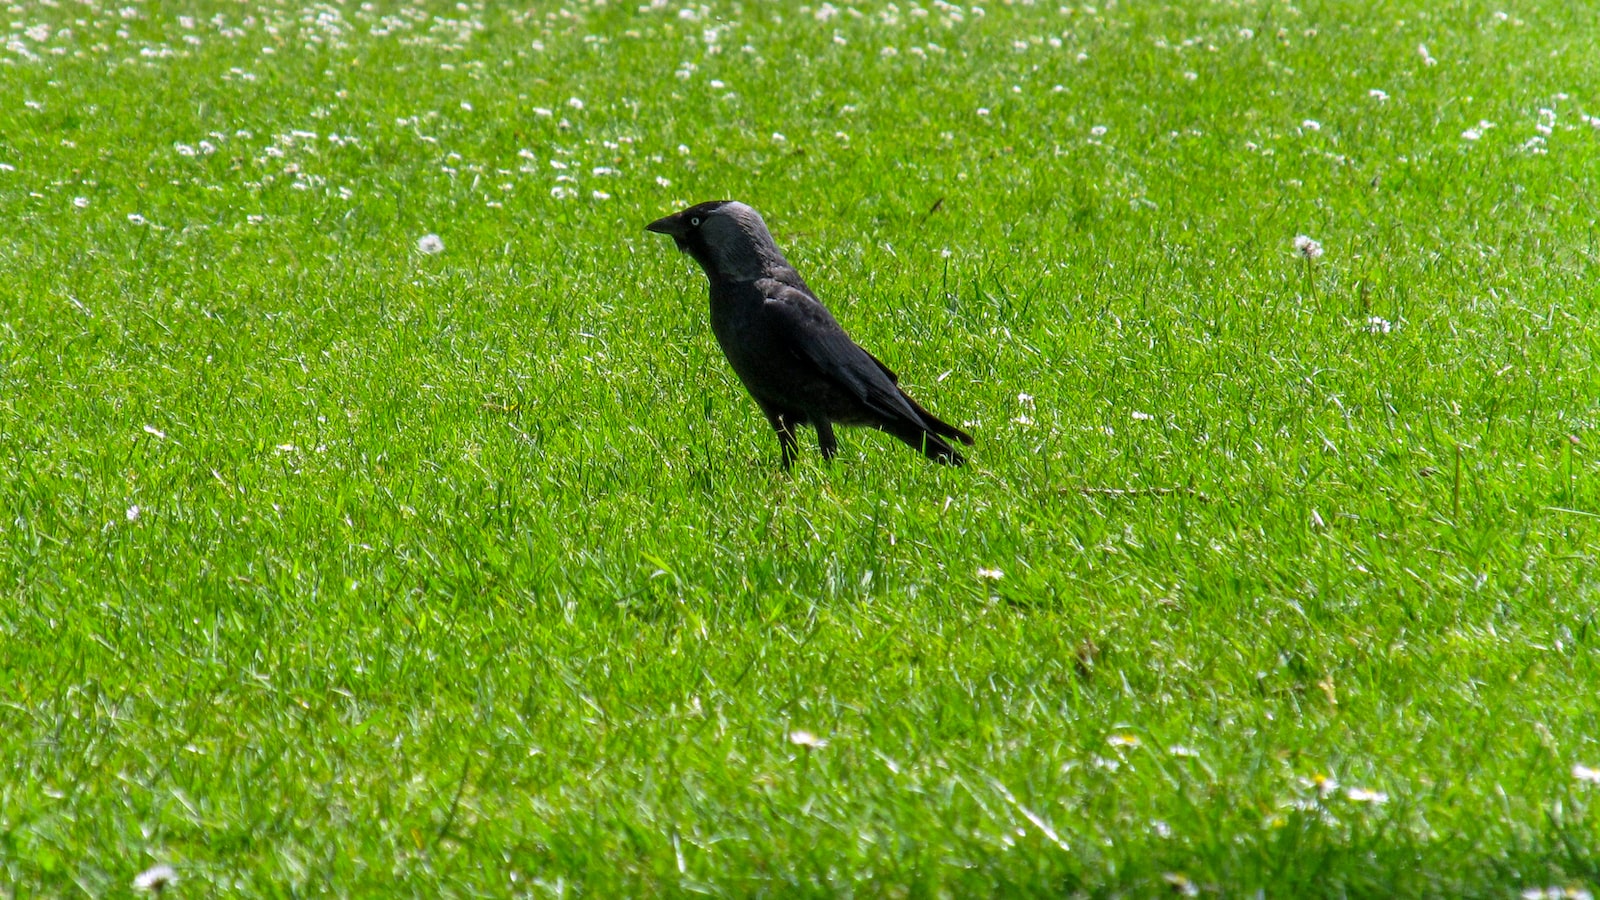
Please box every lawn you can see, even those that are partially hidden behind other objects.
[2,0,1599,895]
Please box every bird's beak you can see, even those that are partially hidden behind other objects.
[645,212,685,238]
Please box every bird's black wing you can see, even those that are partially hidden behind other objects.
[757,278,922,424]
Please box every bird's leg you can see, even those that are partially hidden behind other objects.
[815,420,838,461]
[763,408,801,469]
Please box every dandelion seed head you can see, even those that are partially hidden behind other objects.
[416,233,445,255]
[1292,234,1324,260]
[133,864,177,892]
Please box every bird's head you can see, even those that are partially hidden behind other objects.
[646,200,789,282]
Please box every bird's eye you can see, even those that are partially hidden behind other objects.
[690,217,701,227]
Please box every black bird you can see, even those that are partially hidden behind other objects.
[646,200,974,468]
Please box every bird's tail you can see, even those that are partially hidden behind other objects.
[882,420,965,465]
[883,393,966,461]
[900,392,974,447]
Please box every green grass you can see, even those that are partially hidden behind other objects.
[3,0,1599,895]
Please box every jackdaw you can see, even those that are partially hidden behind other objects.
[646,200,974,468]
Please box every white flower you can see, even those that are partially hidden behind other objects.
[1089,125,1108,136]
[1368,88,1389,101]
[532,107,552,117]
[1462,128,1482,141]
[655,176,671,188]
[1107,733,1141,748]
[1521,889,1594,900]
[1365,316,1393,334]
[1130,410,1152,421]
[127,213,147,225]
[1574,764,1600,784]
[247,214,265,225]
[1345,787,1388,803]
[416,233,444,255]
[1292,234,1324,260]
[1303,773,1339,797]
[787,730,827,748]
[73,196,89,208]
[142,424,166,439]
[1417,43,1436,65]
[591,190,610,200]
[133,863,177,892]
[976,567,1004,581]
[975,108,990,117]
[1017,392,1034,407]
[1301,119,1321,131]
[771,132,787,142]
[567,96,584,110]
[1163,873,1199,897]
[126,505,141,522]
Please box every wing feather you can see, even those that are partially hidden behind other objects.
[757,279,919,423]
